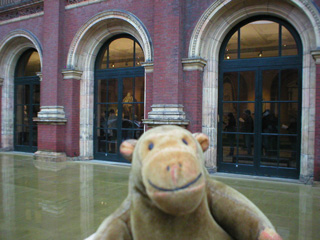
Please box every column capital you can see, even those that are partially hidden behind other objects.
[311,49,320,64]
[182,58,207,71]
[141,62,154,73]
[61,69,83,80]
[36,72,42,81]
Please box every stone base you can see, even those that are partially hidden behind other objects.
[299,174,314,185]
[206,166,217,174]
[143,104,189,128]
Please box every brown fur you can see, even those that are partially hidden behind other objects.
[89,125,282,240]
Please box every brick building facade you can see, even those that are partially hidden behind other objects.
[0,0,319,182]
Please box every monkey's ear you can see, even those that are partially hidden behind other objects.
[120,139,138,162]
[193,133,209,152]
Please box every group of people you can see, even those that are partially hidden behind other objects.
[224,109,280,156]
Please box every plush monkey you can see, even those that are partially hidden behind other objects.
[88,125,282,240]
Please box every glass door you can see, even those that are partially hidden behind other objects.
[219,71,256,175]
[218,16,302,179]
[218,68,301,178]
[14,78,40,152]
[94,70,144,162]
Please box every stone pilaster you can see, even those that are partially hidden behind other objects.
[311,50,320,181]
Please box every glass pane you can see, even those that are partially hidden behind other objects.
[261,134,278,157]
[16,85,30,104]
[135,42,145,66]
[23,105,30,125]
[280,103,298,134]
[109,38,134,69]
[225,31,238,60]
[123,78,134,119]
[16,106,24,125]
[240,21,279,59]
[15,50,40,77]
[108,79,118,103]
[279,136,298,168]
[135,77,144,102]
[282,26,298,56]
[237,134,254,162]
[24,51,41,76]
[238,103,255,133]
[222,133,236,159]
[223,111,237,133]
[261,156,278,167]
[237,133,254,157]
[106,139,117,154]
[239,71,255,101]
[97,130,106,153]
[281,69,299,101]
[97,104,107,138]
[132,103,144,122]
[223,72,238,101]
[262,70,279,101]
[98,80,107,103]
[262,107,279,134]
[33,84,40,104]
[33,105,40,118]
[17,126,29,146]
[32,126,37,147]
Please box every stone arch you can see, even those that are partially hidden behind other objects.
[0,29,42,149]
[66,9,153,158]
[189,0,320,181]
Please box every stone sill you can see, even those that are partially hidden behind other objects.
[143,119,189,126]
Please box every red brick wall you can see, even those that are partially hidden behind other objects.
[315,65,320,181]
[152,0,184,104]
[38,124,65,152]
[184,70,203,133]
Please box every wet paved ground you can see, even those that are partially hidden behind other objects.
[0,153,319,240]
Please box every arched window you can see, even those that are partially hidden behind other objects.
[94,35,145,162]
[96,35,144,69]
[14,49,41,152]
[218,17,302,179]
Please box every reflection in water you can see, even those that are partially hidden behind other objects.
[2,155,16,240]
[0,154,319,240]
[80,164,94,238]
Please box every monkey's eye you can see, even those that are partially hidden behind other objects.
[182,139,188,145]
[148,143,154,150]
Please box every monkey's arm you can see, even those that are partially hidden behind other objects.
[206,179,282,240]
[87,197,132,240]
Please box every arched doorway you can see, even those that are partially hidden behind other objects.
[218,16,302,178]
[94,34,145,161]
[14,49,40,152]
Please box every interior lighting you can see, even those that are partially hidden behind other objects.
[258,51,263,57]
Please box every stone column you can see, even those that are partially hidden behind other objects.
[311,50,320,181]
[144,0,189,128]
[34,0,67,162]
